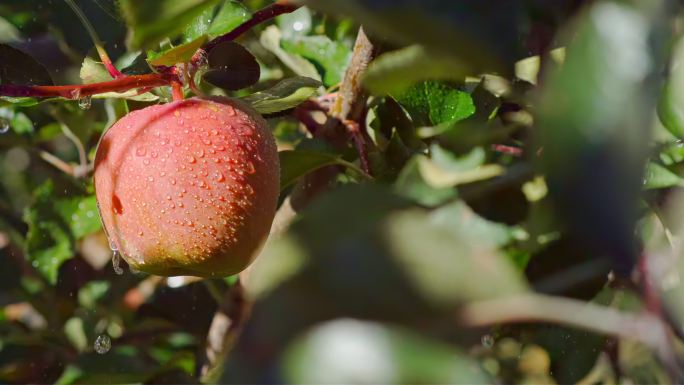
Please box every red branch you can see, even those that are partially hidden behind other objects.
[0,74,173,99]
[203,1,300,52]
[0,1,299,100]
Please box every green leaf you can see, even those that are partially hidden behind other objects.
[80,57,112,84]
[24,182,101,284]
[147,35,208,66]
[363,45,468,95]
[242,76,321,114]
[279,149,364,190]
[657,35,684,138]
[259,25,321,81]
[281,35,351,86]
[395,80,475,126]
[207,0,250,38]
[120,0,221,49]
[643,162,684,189]
[184,6,214,42]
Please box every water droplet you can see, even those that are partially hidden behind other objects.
[143,159,150,165]
[78,96,92,110]
[112,251,124,275]
[138,230,143,236]
[150,150,158,158]
[170,178,177,185]
[481,334,494,348]
[245,162,256,174]
[94,334,111,354]
[226,106,236,116]
[0,118,10,134]
[196,149,205,158]
[214,171,225,182]
[188,156,196,163]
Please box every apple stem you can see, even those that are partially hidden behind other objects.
[171,81,184,101]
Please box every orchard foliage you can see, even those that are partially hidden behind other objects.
[1,0,684,384]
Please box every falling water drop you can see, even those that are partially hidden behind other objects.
[94,334,111,354]
[112,250,124,275]
[481,334,495,348]
[0,117,9,134]
[78,96,92,110]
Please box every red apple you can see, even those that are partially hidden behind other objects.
[94,97,280,277]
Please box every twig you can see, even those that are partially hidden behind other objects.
[322,27,377,174]
[199,275,251,383]
[0,73,174,99]
[202,1,299,52]
[39,150,75,175]
[459,293,680,373]
[59,122,89,177]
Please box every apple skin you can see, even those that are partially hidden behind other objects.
[94,97,280,277]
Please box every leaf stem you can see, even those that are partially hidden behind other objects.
[64,0,124,78]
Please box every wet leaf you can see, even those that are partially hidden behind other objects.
[242,76,321,114]
[147,35,208,66]
[120,0,221,49]
[202,41,260,91]
[0,43,53,86]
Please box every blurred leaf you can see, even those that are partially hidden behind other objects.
[643,162,684,189]
[0,16,21,43]
[537,1,663,276]
[202,41,260,91]
[431,200,511,247]
[0,44,53,86]
[120,0,221,49]
[279,149,365,190]
[363,45,468,96]
[284,319,491,384]
[301,0,530,75]
[387,208,527,306]
[395,156,457,207]
[64,317,88,352]
[281,36,351,86]
[242,76,321,114]
[658,35,684,138]
[278,7,312,39]
[396,80,474,126]
[24,182,101,284]
[260,25,321,81]
[147,35,208,66]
